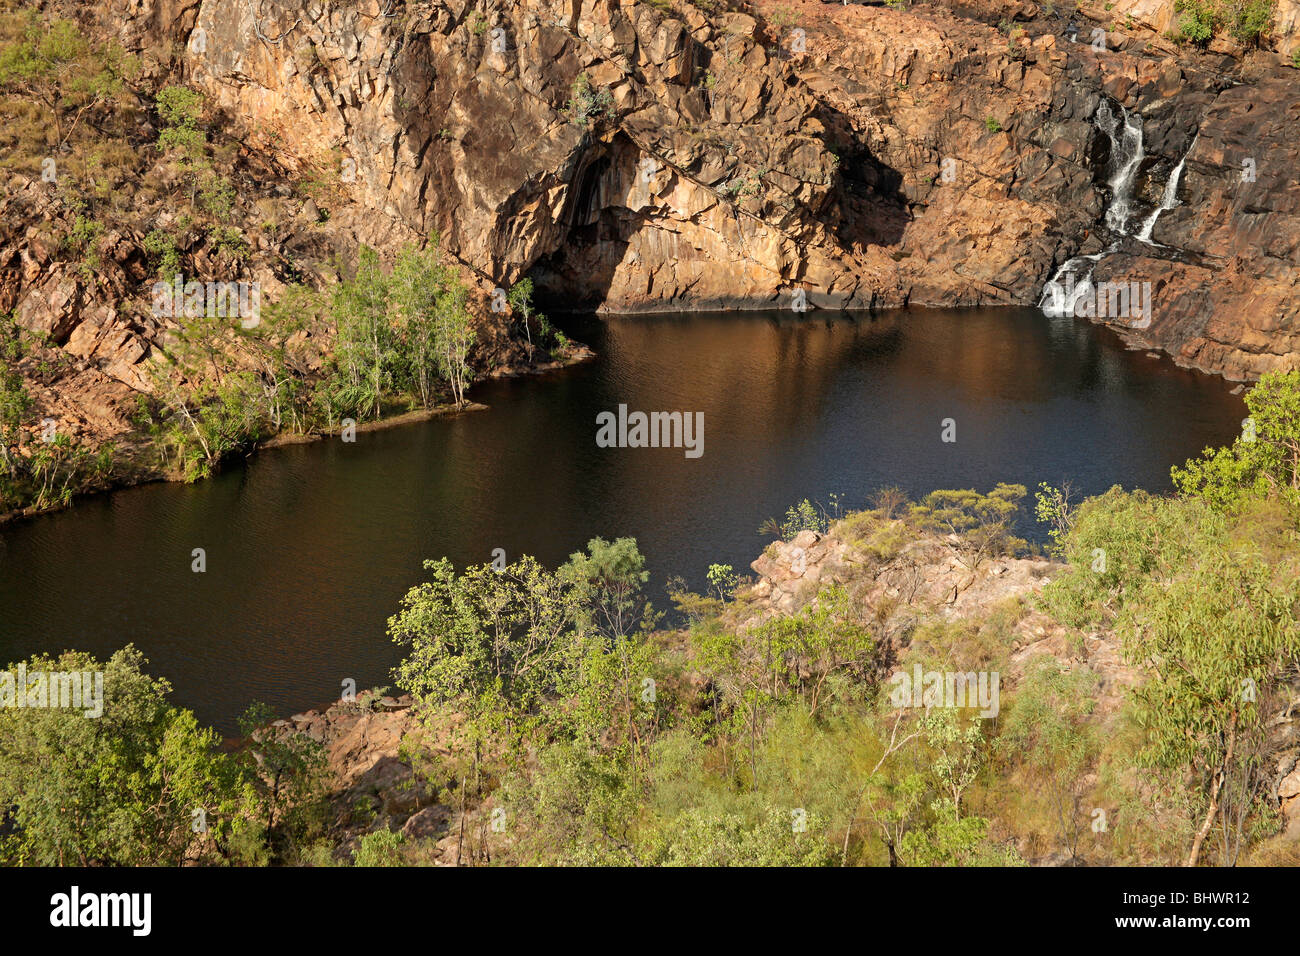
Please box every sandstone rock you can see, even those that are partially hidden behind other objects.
[401,804,452,841]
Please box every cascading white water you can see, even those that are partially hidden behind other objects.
[1039,249,1106,317]
[1099,101,1145,235]
[1041,101,1144,317]
[1135,133,1197,245]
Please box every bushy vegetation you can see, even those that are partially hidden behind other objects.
[1173,0,1275,46]
[0,315,115,512]
[130,236,480,482]
[565,72,615,128]
[364,373,1300,867]
[0,646,329,866]
[1040,370,1300,865]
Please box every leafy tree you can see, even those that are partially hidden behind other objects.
[1043,474,1300,866]
[1000,658,1100,861]
[751,584,875,715]
[150,368,269,481]
[330,245,397,420]
[1034,481,1075,557]
[566,72,615,127]
[1038,486,1204,627]
[237,702,328,859]
[1175,0,1218,44]
[390,239,448,409]
[389,554,588,738]
[758,498,828,538]
[644,806,837,866]
[507,277,541,353]
[900,799,1021,866]
[1172,369,1300,512]
[429,258,474,408]
[154,84,205,158]
[0,646,260,866]
[351,828,406,866]
[706,563,738,601]
[1115,505,1300,866]
[560,536,657,642]
[501,741,642,865]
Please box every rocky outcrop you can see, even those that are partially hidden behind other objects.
[271,692,475,863]
[5,0,1299,469]
[746,521,1137,709]
[747,516,1300,835]
[82,0,1300,380]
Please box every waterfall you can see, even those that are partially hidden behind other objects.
[1040,100,1143,316]
[1098,100,1145,235]
[1135,133,1197,245]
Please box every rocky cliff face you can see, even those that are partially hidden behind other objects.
[5,0,1299,458]
[92,0,1299,381]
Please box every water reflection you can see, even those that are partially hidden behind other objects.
[0,308,1243,731]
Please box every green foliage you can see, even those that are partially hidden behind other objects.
[143,228,182,280]
[1034,481,1075,556]
[325,239,475,419]
[1042,438,1300,864]
[1038,486,1204,627]
[1229,0,1274,43]
[63,213,104,275]
[1172,370,1300,513]
[1000,658,1100,859]
[0,336,31,493]
[706,563,738,601]
[759,497,829,538]
[566,72,615,128]
[0,646,260,866]
[0,12,137,151]
[984,116,1003,134]
[149,367,270,481]
[351,828,406,866]
[237,702,329,856]
[559,536,657,640]
[1174,0,1274,45]
[507,277,555,353]
[900,800,1020,866]
[645,805,837,866]
[155,84,205,157]
[389,238,475,408]
[328,245,397,420]
[1175,0,1217,43]
[501,742,641,865]
[389,554,588,735]
[909,483,1027,569]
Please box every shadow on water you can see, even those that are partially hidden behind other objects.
[0,307,1244,732]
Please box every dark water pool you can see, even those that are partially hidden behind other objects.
[0,308,1245,731]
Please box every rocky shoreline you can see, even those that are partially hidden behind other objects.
[0,341,595,527]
